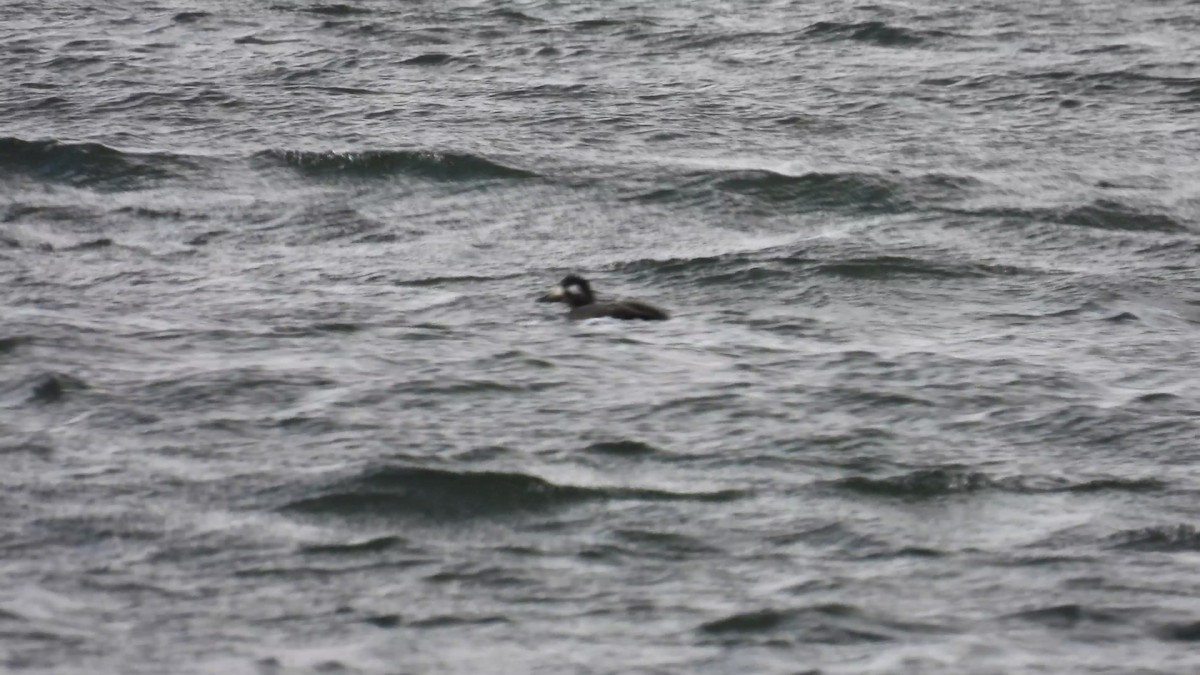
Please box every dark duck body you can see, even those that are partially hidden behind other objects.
[538,274,669,321]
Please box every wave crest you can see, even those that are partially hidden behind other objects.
[833,468,1165,500]
[279,465,741,521]
[258,148,537,181]
[1110,524,1200,552]
[804,21,938,47]
[0,137,186,190]
[710,169,904,212]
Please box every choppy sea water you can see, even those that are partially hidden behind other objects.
[3,1,1200,673]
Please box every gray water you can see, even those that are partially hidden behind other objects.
[3,1,1200,673]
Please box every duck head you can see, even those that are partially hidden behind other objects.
[537,274,595,308]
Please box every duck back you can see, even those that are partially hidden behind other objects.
[569,300,669,321]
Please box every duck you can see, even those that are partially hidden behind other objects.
[537,274,669,321]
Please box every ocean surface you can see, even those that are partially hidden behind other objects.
[3,1,1200,673]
